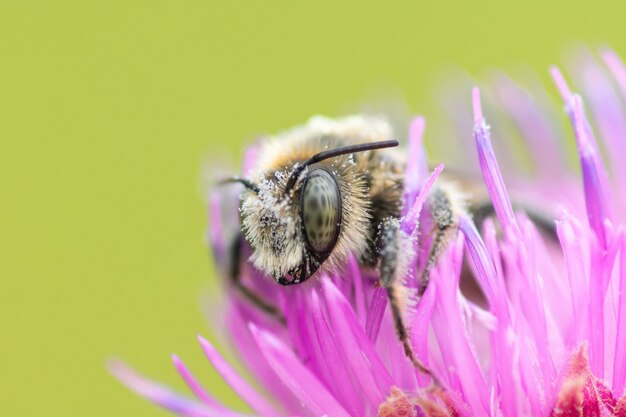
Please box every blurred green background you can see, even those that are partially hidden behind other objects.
[1,1,624,416]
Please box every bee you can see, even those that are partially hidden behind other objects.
[217,115,467,379]
[217,115,555,379]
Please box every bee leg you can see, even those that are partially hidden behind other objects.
[378,218,439,385]
[228,235,285,323]
[419,187,457,296]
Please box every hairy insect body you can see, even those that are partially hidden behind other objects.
[241,116,407,283]
[227,115,465,382]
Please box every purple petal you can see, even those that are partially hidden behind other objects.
[502,217,557,403]
[282,286,312,361]
[491,73,565,177]
[613,231,626,393]
[402,116,429,214]
[248,323,352,417]
[459,217,508,317]
[197,335,282,417]
[601,47,626,99]
[548,66,620,376]
[172,354,227,411]
[309,289,363,416]
[459,217,524,416]
[550,66,614,249]
[401,163,444,235]
[410,272,436,388]
[429,238,490,416]
[556,212,590,347]
[376,311,419,392]
[587,229,623,379]
[109,360,252,417]
[550,65,574,103]
[322,279,394,408]
[348,254,367,325]
[365,287,388,343]
[225,302,303,414]
[573,52,626,196]
[243,143,259,176]
[472,88,517,231]
[571,96,613,249]
[481,218,505,294]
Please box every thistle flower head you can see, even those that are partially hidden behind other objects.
[111,48,626,417]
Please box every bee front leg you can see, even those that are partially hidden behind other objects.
[227,235,285,323]
[378,218,439,385]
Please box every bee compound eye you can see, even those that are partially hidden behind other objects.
[300,169,342,256]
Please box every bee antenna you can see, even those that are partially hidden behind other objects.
[217,177,260,193]
[284,139,399,192]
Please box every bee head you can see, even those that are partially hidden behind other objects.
[235,139,399,285]
[239,170,312,283]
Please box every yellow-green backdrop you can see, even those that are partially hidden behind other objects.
[1,2,624,416]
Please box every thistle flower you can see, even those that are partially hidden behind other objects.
[110,48,626,417]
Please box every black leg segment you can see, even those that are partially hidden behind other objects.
[227,235,285,323]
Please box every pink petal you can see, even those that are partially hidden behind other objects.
[491,73,565,177]
[402,116,429,215]
[365,287,388,343]
[613,232,626,393]
[281,286,313,364]
[573,52,626,202]
[248,323,352,417]
[430,246,490,416]
[172,354,227,411]
[197,335,282,417]
[225,302,303,414]
[550,65,573,103]
[411,278,437,388]
[348,254,367,325]
[472,88,517,231]
[550,66,614,250]
[401,164,445,235]
[556,211,590,347]
[459,217,508,318]
[309,289,363,416]
[242,143,259,176]
[323,279,394,408]
[109,360,252,417]
[459,217,520,416]
[601,48,626,99]
[570,96,613,249]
